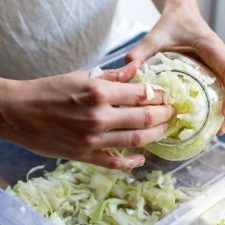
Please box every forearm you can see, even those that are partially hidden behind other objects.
[0,78,23,140]
[152,0,197,13]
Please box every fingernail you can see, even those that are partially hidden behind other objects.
[133,60,142,69]
[118,72,124,78]
[163,123,168,130]
[168,105,176,116]
[171,107,176,115]
[135,158,145,168]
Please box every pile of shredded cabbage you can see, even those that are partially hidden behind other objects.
[135,53,223,160]
[6,161,188,225]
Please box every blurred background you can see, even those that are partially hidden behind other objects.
[119,0,225,41]
[189,0,225,40]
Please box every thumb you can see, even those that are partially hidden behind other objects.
[100,60,142,82]
[125,34,160,64]
[194,33,225,83]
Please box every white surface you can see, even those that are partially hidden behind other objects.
[0,0,155,80]
[0,0,216,81]
[118,0,160,29]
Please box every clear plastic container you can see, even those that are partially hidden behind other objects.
[1,44,225,225]
[141,52,224,161]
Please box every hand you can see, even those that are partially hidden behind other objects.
[0,61,174,170]
[126,0,225,134]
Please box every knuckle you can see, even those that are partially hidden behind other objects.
[81,135,96,148]
[105,69,122,82]
[143,108,153,127]
[88,109,104,131]
[85,82,106,104]
[157,124,167,137]
[130,132,143,148]
[167,105,174,118]
[108,159,121,169]
[160,124,167,133]
[134,85,146,105]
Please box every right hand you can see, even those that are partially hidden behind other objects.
[0,61,174,170]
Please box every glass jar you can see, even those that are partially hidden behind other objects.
[138,52,224,161]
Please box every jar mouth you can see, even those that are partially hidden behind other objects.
[158,69,210,146]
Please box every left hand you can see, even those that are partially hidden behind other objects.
[126,0,225,134]
[0,61,174,170]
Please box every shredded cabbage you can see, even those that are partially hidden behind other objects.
[6,161,188,225]
[135,53,223,160]
[90,67,104,79]
[219,219,225,225]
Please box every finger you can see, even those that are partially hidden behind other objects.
[99,60,142,82]
[97,123,168,149]
[65,104,172,134]
[217,101,225,136]
[217,122,225,136]
[101,81,165,106]
[109,105,175,130]
[79,150,145,170]
[80,61,141,81]
[193,33,225,83]
[125,33,160,64]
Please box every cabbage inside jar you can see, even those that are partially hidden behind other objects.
[135,52,224,161]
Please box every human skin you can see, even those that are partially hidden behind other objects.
[127,0,225,134]
[0,61,174,170]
